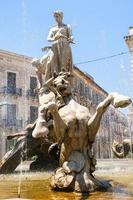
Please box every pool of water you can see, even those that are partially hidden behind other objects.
[0,170,133,200]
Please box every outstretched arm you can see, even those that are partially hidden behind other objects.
[88,92,131,142]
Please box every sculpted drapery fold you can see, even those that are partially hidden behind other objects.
[44,10,73,82]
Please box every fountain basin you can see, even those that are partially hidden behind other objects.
[0,159,133,200]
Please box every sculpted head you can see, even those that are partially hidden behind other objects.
[52,71,72,97]
[112,140,123,153]
[53,10,63,23]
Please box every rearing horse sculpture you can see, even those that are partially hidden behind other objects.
[31,71,131,192]
[0,71,131,193]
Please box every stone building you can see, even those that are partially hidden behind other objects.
[73,67,129,158]
[0,49,39,157]
[124,26,133,144]
[0,49,129,159]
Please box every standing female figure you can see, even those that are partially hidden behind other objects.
[44,10,74,81]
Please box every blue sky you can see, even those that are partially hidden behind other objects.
[0,0,133,99]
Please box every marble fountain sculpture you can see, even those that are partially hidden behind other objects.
[0,10,131,194]
[112,139,133,158]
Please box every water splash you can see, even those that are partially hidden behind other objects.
[17,154,23,198]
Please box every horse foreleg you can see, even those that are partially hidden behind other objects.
[32,105,49,138]
[35,68,43,89]
[7,132,27,140]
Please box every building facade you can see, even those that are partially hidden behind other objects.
[73,67,129,158]
[0,49,129,159]
[0,49,39,157]
[124,26,133,144]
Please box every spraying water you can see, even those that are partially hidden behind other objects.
[17,155,23,198]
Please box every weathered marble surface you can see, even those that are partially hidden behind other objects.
[112,139,133,158]
[33,71,131,192]
[32,10,73,87]
[0,10,132,194]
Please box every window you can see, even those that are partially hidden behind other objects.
[80,81,84,96]
[29,76,37,97]
[7,104,16,126]
[7,72,16,93]
[30,76,37,90]
[30,106,38,123]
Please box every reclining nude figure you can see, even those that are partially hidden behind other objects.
[31,71,131,192]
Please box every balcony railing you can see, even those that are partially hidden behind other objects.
[26,89,38,98]
[0,86,22,96]
[0,119,23,129]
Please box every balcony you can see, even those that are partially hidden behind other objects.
[0,86,22,96]
[0,119,23,130]
[26,89,38,98]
